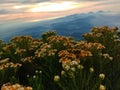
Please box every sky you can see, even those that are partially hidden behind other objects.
[0,0,120,23]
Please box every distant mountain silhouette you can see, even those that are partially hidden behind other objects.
[0,11,120,41]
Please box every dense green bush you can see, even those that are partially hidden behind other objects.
[0,26,120,90]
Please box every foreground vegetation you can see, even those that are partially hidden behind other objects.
[0,26,120,90]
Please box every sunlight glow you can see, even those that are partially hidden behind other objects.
[30,1,83,12]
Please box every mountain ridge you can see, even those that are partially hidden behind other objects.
[0,11,120,41]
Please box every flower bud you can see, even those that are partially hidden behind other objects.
[71,67,76,72]
[77,65,84,70]
[27,75,29,78]
[54,75,60,82]
[99,84,106,90]
[33,75,36,79]
[90,67,94,73]
[64,65,70,71]
[99,73,105,80]
[35,70,38,73]
[39,71,42,74]
[61,70,65,76]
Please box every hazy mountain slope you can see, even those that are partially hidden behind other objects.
[0,11,120,41]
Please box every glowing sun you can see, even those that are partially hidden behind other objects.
[30,1,82,12]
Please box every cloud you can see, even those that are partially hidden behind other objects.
[0,9,9,14]
[52,0,95,1]
[0,3,29,14]
[0,4,15,14]
[0,0,119,4]
[0,0,50,4]
[0,0,120,23]
[0,0,109,4]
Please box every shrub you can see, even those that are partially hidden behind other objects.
[0,26,120,90]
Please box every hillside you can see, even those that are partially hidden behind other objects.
[0,11,120,41]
